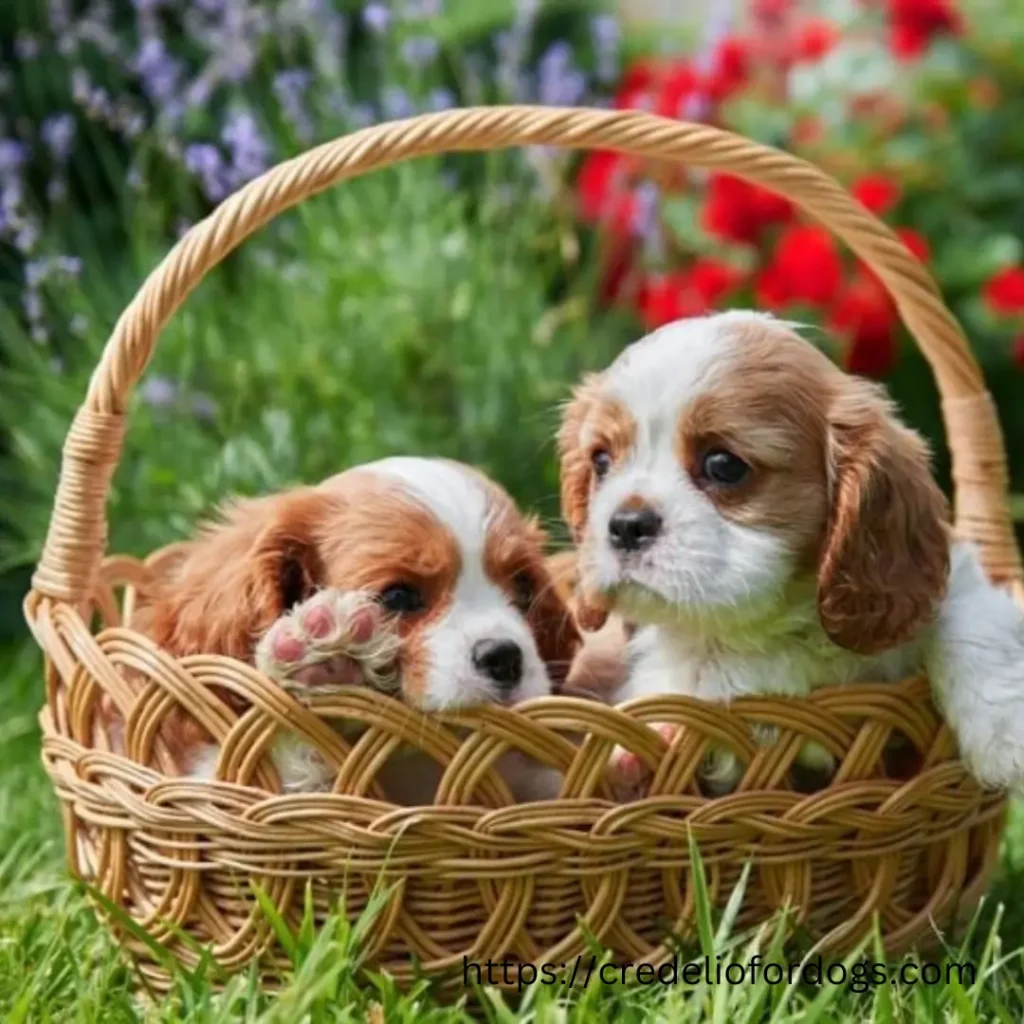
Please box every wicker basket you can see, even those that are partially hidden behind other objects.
[24,107,1021,993]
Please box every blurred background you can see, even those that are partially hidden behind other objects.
[2,0,1023,648]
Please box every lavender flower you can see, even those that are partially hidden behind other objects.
[15,224,39,254]
[362,3,391,34]
[536,42,586,107]
[71,68,91,104]
[25,261,47,289]
[57,255,82,276]
[590,14,620,83]
[69,314,89,336]
[23,290,43,322]
[41,114,75,161]
[15,34,41,60]
[141,376,179,409]
[633,181,660,243]
[381,86,414,120]
[400,35,440,69]
[134,36,183,103]
[191,393,219,422]
[185,76,214,109]
[48,0,72,33]
[426,88,454,112]
[221,110,270,187]
[0,140,29,173]
[348,103,377,128]
[273,69,313,141]
[47,179,69,203]
[184,142,229,201]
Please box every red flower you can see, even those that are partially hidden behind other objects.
[754,264,793,311]
[984,267,1024,315]
[794,17,839,62]
[705,36,751,101]
[852,174,901,216]
[829,272,899,377]
[702,173,793,245]
[637,260,744,328]
[655,62,702,118]
[615,60,661,111]
[886,0,962,59]
[772,225,843,306]
[576,150,640,234]
[896,227,930,262]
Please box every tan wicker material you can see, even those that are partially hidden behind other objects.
[23,106,1016,991]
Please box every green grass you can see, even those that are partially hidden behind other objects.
[3,636,1024,1021]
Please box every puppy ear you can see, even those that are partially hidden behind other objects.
[817,380,949,655]
[149,489,329,661]
[522,521,582,690]
[557,377,600,543]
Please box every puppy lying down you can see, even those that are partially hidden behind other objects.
[110,457,582,803]
[558,311,1024,794]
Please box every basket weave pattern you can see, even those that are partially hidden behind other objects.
[24,107,1018,989]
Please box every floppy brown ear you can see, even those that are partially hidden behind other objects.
[817,380,950,655]
[519,521,581,690]
[149,489,329,661]
[557,377,600,544]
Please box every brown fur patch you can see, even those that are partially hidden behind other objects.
[677,323,836,567]
[817,378,950,654]
[557,378,635,543]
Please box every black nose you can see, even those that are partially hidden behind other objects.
[472,639,523,689]
[609,506,663,552]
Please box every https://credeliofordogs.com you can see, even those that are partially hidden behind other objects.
[462,953,977,993]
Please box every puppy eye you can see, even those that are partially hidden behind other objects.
[512,570,535,612]
[701,448,751,486]
[379,583,425,615]
[591,448,612,480]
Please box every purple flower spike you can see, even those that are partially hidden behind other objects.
[590,14,620,82]
[222,110,270,187]
[191,393,219,422]
[536,43,586,107]
[141,376,179,409]
[134,36,183,103]
[0,139,29,173]
[25,260,49,289]
[381,86,414,120]
[400,35,440,68]
[363,3,391,34]
[185,142,229,201]
[427,88,454,112]
[42,114,76,161]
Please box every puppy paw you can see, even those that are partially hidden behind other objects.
[255,589,401,699]
[608,723,678,801]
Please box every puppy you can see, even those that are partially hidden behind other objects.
[558,311,1024,793]
[121,457,580,802]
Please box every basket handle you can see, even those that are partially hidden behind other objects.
[30,106,1022,605]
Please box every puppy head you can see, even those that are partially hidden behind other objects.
[558,311,949,653]
[150,457,580,708]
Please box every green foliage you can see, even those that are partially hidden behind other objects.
[0,157,631,569]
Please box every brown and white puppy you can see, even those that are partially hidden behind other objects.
[558,311,1024,793]
[128,457,580,801]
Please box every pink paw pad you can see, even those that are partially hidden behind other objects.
[346,605,378,645]
[302,603,335,640]
[270,627,306,665]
